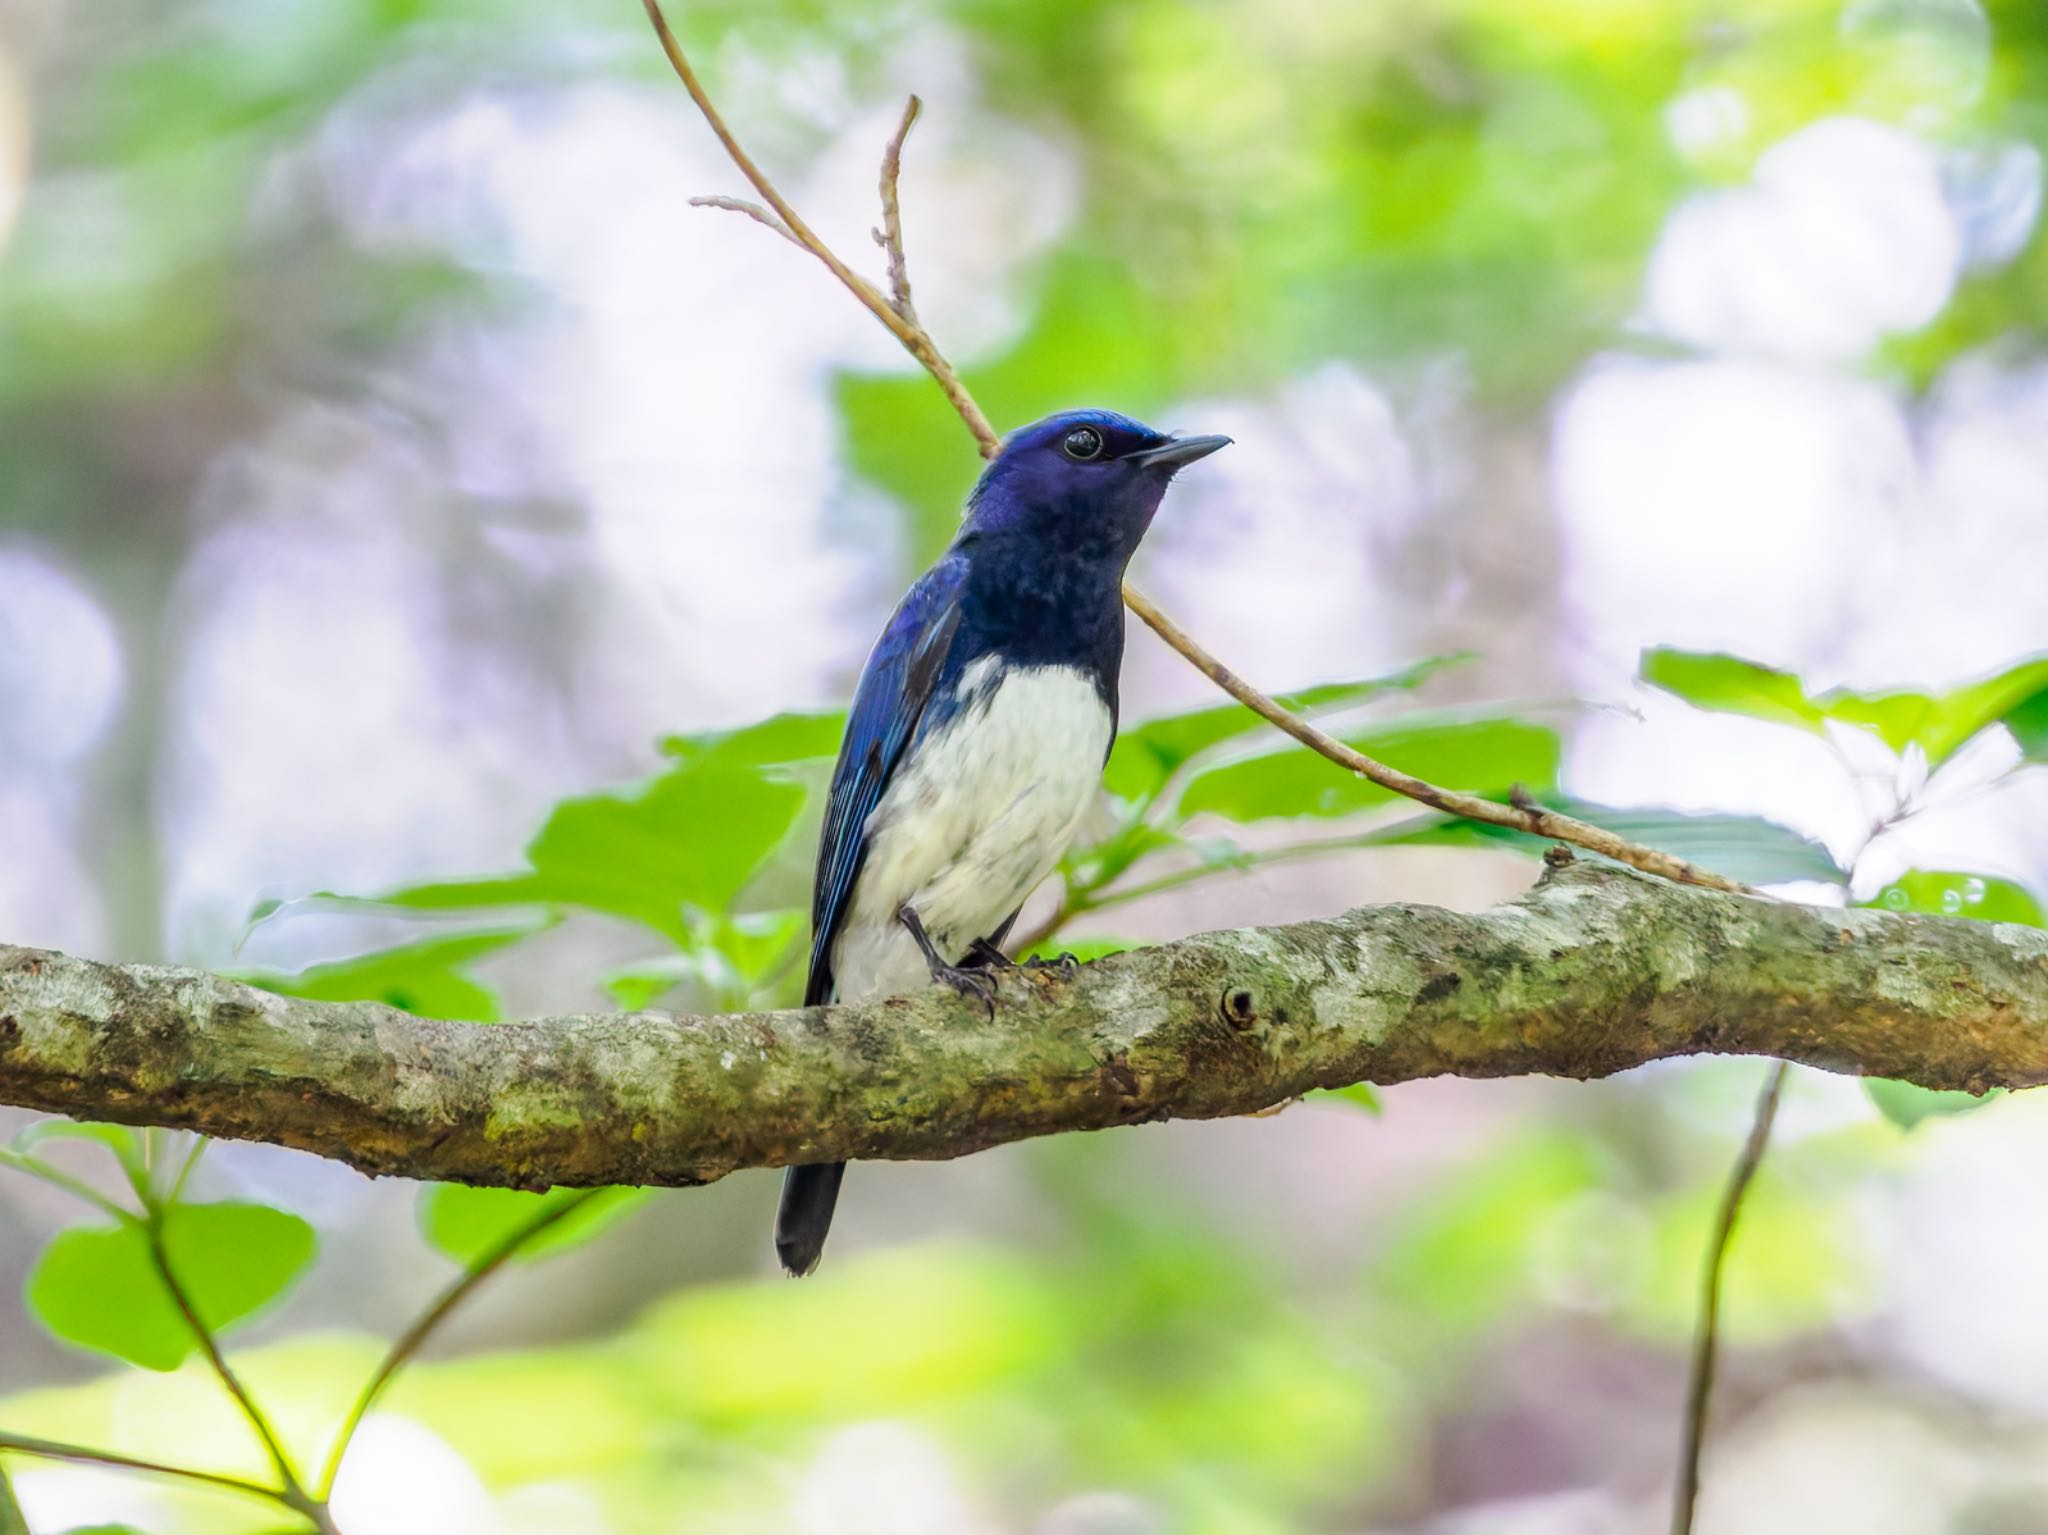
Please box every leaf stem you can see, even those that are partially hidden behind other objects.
[146,1226,310,1505]
[0,1461,25,1535]
[0,1430,298,1509]
[0,1148,137,1224]
[167,1134,209,1204]
[314,1187,605,1498]
[1669,1059,1787,1535]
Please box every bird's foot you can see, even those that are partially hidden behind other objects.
[1020,951,1082,980]
[928,959,998,1019]
[899,905,999,1019]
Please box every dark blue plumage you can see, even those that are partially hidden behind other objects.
[776,409,1229,1275]
[804,552,968,1009]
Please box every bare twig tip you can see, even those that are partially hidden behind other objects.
[643,0,1732,879]
[688,195,805,249]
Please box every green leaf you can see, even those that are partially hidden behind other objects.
[2004,684,2048,764]
[1918,658,2048,762]
[1643,649,2048,765]
[1865,1078,2001,1131]
[318,758,811,951]
[1640,650,1834,734]
[1310,1082,1382,1115]
[1174,712,1561,823]
[710,909,807,984]
[1375,801,1845,887]
[603,910,806,1011]
[26,1202,316,1371]
[10,1119,146,1172]
[235,924,541,1022]
[418,1185,649,1268]
[658,709,846,769]
[1102,655,1470,802]
[603,965,686,1014]
[238,715,837,977]
[1062,822,1189,894]
[510,768,804,938]
[1869,870,2046,925]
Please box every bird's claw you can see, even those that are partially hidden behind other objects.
[929,960,998,1019]
[897,906,1002,1017]
[1021,951,1081,980]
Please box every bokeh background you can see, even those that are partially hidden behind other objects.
[3,0,2048,1531]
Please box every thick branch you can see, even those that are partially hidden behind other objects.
[1,863,2040,1187]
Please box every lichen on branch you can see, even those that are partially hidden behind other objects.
[1,862,2040,1189]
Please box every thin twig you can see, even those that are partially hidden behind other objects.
[1670,1059,1787,1535]
[639,0,1749,897]
[0,1431,299,1509]
[147,1228,310,1508]
[1120,591,1751,894]
[875,95,921,320]
[315,1188,604,1499]
[641,0,998,453]
[1668,795,1905,1530]
[687,194,805,248]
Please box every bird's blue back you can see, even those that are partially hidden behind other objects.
[804,408,1215,1008]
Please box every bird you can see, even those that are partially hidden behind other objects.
[775,408,1231,1276]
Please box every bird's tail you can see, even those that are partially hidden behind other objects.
[775,1162,845,1277]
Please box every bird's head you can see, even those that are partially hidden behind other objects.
[960,409,1230,559]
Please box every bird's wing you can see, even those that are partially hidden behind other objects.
[806,553,969,1006]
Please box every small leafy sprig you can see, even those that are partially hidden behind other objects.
[0,1124,616,1533]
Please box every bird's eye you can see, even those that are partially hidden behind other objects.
[1061,426,1104,461]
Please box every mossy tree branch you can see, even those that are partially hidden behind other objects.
[0,862,2039,1186]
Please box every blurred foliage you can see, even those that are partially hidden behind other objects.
[0,1463,23,1535]
[418,1184,649,1266]
[2,670,1914,1530]
[5,0,2048,1530]
[2,1124,313,1373]
[1644,648,2048,766]
[232,664,1839,1023]
[1647,651,2048,1131]
[10,0,2041,555]
[28,1202,315,1373]
[1374,799,1846,885]
[230,924,543,1023]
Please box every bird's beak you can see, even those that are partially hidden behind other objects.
[1130,433,1232,471]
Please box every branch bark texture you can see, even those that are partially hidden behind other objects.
[1,863,2041,1189]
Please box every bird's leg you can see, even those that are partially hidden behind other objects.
[962,936,1015,970]
[898,905,997,1017]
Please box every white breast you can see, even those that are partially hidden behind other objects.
[830,662,1113,1002]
